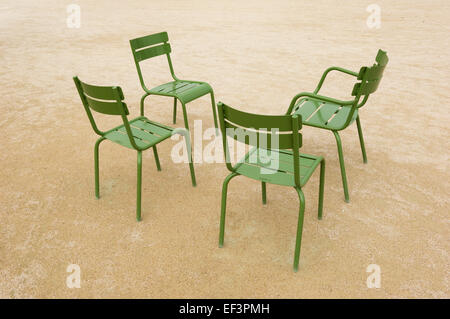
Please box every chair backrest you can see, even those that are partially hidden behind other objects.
[352,49,389,99]
[73,77,141,148]
[129,32,175,91]
[74,76,129,116]
[218,102,303,186]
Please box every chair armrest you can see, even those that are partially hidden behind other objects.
[286,92,354,115]
[314,66,358,94]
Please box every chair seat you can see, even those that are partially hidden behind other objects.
[233,148,323,187]
[104,116,173,150]
[293,97,358,130]
[149,80,212,103]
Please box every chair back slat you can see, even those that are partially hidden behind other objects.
[130,32,169,51]
[134,43,171,62]
[222,104,294,131]
[223,120,298,149]
[79,81,123,100]
[83,95,128,116]
[352,78,381,96]
[376,49,389,66]
[357,64,385,81]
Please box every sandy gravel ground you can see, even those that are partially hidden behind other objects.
[0,0,449,298]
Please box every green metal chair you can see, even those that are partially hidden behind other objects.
[217,102,325,271]
[286,49,388,202]
[130,31,218,131]
[73,76,196,221]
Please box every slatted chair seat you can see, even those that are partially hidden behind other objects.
[148,80,212,104]
[104,117,173,150]
[234,148,323,187]
[293,98,358,131]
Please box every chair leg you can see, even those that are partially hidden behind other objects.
[179,102,197,186]
[318,159,325,220]
[94,137,106,199]
[152,146,161,171]
[136,151,143,222]
[333,130,350,203]
[261,182,267,205]
[210,90,219,131]
[140,92,150,117]
[180,102,190,131]
[356,115,368,164]
[173,97,177,124]
[179,129,197,187]
[219,172,239,247]
[293,187,306,272]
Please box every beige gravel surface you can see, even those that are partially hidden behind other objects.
[0,0,449,298]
